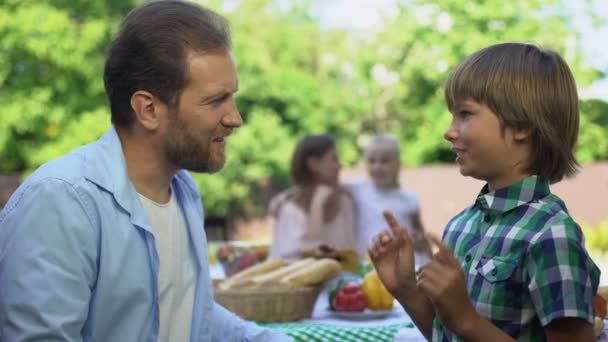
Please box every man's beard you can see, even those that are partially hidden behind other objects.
[164,110,226,174]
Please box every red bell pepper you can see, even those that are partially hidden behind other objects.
[330,281,367,312]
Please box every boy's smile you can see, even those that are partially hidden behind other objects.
[444,99,531,191]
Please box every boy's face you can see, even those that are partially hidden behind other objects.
[444,99,531,190]
[365,144,400,189]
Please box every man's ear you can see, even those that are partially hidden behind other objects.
[130,90,161,131]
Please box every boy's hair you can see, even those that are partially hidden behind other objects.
[365,134,401,161]
[104,0,231,127]
[444,42,579,183]
[290,134,336,187]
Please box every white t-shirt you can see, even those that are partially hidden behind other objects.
[348,180,428,265]
[138,189,196,342]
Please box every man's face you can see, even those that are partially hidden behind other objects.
[164,50,241,173]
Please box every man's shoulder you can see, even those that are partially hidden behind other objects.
[27,146,89,183]
[6,140,114,213]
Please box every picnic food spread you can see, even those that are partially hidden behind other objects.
[218,257,342,290]
[214,257,343,322]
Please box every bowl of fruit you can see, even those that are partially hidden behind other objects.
[327,271,396,320]
[216,244,269,277]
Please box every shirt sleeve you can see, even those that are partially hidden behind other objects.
[211,302,293,342]
[0,179,98,341]
[525,222,600,326]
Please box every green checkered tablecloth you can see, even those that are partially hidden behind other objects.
[259,322,414,342]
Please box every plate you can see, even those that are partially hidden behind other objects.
[326,307,397,320]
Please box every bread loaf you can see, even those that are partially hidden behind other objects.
[281,258,342,286]
[219,259,287,290]
[250,258,316,285]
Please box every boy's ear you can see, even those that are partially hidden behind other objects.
[512,127,531,142]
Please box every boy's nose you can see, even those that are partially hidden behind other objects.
[443,120,458,142]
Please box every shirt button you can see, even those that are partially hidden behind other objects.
[465,254,472,262]
[491,269,498,276]
[483,215,491,223]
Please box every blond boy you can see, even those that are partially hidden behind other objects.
[349,134,431,263]
[369,43,600,341]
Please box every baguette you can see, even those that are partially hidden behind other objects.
[219,259,287,290]
[250,258,316,285]
[281,258,342,286]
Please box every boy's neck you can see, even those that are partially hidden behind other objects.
[486,173,533,192]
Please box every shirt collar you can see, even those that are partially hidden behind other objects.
[84,128,201,212]
[475,175,550,216]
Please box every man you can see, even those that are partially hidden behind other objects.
[0,1,292,341]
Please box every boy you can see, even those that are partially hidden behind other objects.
[348,134,431,263]
[369,43,600,341]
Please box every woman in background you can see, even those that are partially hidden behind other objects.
[269,135,358,259]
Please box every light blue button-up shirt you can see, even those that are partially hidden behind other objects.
[0,128,292,342]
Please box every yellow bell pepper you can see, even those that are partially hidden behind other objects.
[361,271,394,311]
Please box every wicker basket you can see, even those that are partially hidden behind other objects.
[214,281,322,322]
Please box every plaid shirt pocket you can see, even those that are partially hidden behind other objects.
[473,254,526,321]
[477,255,519,282]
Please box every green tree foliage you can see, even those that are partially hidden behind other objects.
[1,0,606,218]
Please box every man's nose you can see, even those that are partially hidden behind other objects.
[222,100,243,128]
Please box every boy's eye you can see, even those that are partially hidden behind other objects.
[459,110,471,118]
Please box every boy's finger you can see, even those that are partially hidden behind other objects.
[383,210,400,232]
[427,234,448,253]
[427,234,459,265]
[383,210,411,237]
[380,231,393,245]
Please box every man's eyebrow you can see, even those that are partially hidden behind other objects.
[200,90,235,102]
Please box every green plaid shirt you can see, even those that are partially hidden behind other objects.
[433,176,600,342]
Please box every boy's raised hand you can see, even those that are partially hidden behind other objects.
[367,210,417,298]
[417,235,479,337]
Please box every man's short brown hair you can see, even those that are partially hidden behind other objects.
[444,42,579,183]
[104,0,231,127]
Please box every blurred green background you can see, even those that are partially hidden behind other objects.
[1,0,607,222]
